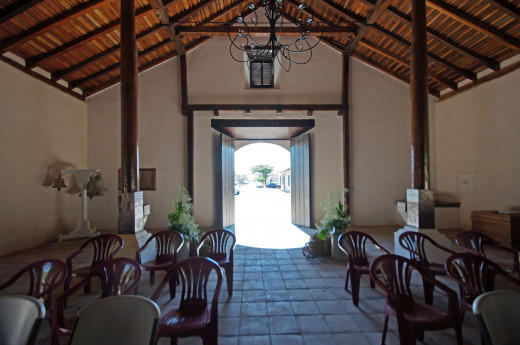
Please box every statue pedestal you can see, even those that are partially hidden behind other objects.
[394,189,452,263]
[118,191,145,234]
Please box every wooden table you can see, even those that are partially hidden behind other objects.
[471,210,520,249]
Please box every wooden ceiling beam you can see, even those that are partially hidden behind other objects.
[427,0,520,50]
[178,25,357,36]
[359,40,458,90]
[480,0,520,22]
[51,25,163,81]
[25,5,154,68]
[358,0,499,71]
[288,0,476,80]
[0,0,118,54]
[70,39,173,89]
[343,0,394,55]
[0,0,46,25]
[83,37,210,97]
[149,0,186,55]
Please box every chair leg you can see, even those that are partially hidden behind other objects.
[454,325,463,345]
[422,276,434,305]
[224,265,233,297]
[168,275,177,300]
[396,318,415,345]
[344,266,351,292]
[351,270,361,307]
[381,314,389,345]
[170,337,178,345]
[84,278,91,293]
[150,271,155,285]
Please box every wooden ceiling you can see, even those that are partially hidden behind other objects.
[0,0,518,101]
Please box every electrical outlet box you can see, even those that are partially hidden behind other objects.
[456,173,476,192]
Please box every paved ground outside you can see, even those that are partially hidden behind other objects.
[235,183,310,249]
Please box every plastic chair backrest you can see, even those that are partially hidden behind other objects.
[79,234,123,267]
[473,290,520,345]
[0,295,45,345]
[197,228,236,259]
[69,295,160,345]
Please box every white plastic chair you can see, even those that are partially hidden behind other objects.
[0,295,45,345]
[68,295,160,345]
[473,290,520,345]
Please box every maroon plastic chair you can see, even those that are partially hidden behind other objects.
[338,231,390,306]
[151,257,222,345]
[64,234,124,292]
[445,252,520,321]
[51,257,141,345]
[0,259,67,309]
[455,230,520,277]
[371,254,463,345]
[136,230,184,286]
[399,231,455,304]
[196,228,236,297]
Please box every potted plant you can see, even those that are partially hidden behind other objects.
[314,187,350,260]
[167,186,200,260]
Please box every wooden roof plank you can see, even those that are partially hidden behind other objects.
[51,24,163,81]
[25,5,154,68]
[0,0,118,54]
[0,0,47,26]
[427,0,520,50]
[480,0,520,23]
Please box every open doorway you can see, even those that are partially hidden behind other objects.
[234,143,310,249]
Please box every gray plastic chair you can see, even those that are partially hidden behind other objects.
[0,295,45,345]
[68,295,160,345]
[473,290,520,345]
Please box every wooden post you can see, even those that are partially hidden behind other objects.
[342,54,350,215]
[118,0,143,234]
[410,0,429,190]
[180,54,194,198]
[120,0,139,193]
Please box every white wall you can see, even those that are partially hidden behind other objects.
[435,69,520,229]
[0,61,87,255]
[87,58,187,230]
[86,37,425,230]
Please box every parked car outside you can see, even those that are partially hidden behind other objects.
[256,183,264,188]
[234,183,240,195]
[266,182,280,189]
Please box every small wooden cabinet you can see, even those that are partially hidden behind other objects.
[471,210,520,250]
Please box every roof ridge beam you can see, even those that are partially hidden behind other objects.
[427,0,520,50]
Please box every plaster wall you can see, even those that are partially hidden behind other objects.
[0,61,87,255]
[435,69,520,229]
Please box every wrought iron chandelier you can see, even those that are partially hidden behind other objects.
[228,0,323,72]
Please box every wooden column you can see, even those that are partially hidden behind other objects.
[118,0,143,234]
[180,54,194,197]
[120,0,139,193]
[342,54,350,215]
[410,0,430,190]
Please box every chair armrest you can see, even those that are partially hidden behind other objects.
[66,247,85,272]
[495,244,520,269]
[136,236,155,264]
[422,273,460,314]
[175,237,185,254]
[429,240,456,255]
[0,270,24,291]
[196,239,204,256]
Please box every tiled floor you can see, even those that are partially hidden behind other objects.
[0,226,514,345]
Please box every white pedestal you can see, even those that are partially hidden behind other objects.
[59,219,100,242]
[394,227,453,264]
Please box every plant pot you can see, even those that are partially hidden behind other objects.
[331,231,348,262]
[178,240,190,262]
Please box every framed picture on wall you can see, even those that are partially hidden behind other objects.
[118,168,156,191]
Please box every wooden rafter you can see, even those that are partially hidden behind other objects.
[178,25,357,36]
[0,0,46,25]
[169,0,222,25]
[25,5,154,68]
[83,37,210,97]
[359,40,458,90]
[480,0,520,22]
[427,0,520,50]
[149,0,186,55]
[0,0,118,54]
[356,0,499,71]
[51,25,163,82]
[70,39,173,89]
[343,0,394,55]
[302,0,477,80]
